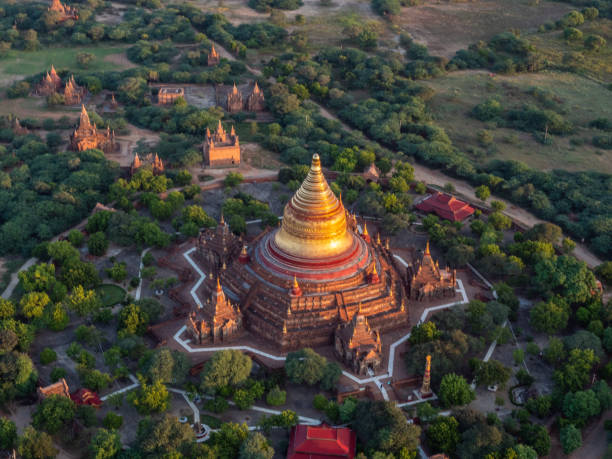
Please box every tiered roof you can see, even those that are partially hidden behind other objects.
[37,378,70,399]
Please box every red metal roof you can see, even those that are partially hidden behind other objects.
[287,424,356,459]
[415,192,474,222]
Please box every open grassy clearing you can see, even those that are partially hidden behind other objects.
[528,18,612,82]
[397,0,574,58]
[425,70,612,174]
[0,45,134,85]
[96,284,127,307]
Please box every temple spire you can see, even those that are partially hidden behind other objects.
[425,240,430,256]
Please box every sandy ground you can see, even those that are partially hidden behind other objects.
[109,123,162,167]
[398,0,574,58]
[103,52,138,69]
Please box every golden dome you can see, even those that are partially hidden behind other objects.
[274,154,354,259]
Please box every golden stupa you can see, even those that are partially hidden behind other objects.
[195,153,411,349]
[274,154,354,259]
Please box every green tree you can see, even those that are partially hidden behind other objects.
[209,422,249,459]
[18,427,57,459]
[285,348,328,386]
[239,432,274,459]
[88,232,109,256]
[426,415,459,454]
[352,400,420,454]
[475,185,491,202]
[530,298,569,334]
[266,386,286,406]
[473,360,511,387]
[32,395,76,435]
[107,263,127,283]
[64,286,101,317]
[563,390,600,426]
[128,379,169,414]
[90,428,121,459]
[201,350,252,391]
[19,292,50,320]
[19,264,56,293]
[409,321,440,344]
[0,417,17,450]
[560,424,582,454]
[543,337,566,366]
[118,304,149,336]
[224,172,244,187]
[554,348,599,392]
[137,415,194,456]
[438,373,475,408]
[68,230,84,248]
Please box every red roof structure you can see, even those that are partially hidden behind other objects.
[70,388,102,408]
[415,192,474,222]
[287,424,356,459]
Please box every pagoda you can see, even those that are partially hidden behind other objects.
[69,105,118,153]
[196,154,410,350]
[207,44,220,66]
[406,242,456,301]
[48,0,78,21]
[195,214,242,274]
[187,277,242,344]
[202,121,240,167]
[246,82,265,112]
[63,75,84,105]
[35,65,63,96]
[130,153,164,176]
[334,306,382,375]
[226,83,243,113]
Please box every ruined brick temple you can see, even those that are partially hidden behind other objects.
[202,121,240,168]
[194,154,410,350]
[48,0,78,21]
[35,66,85,105]
[157,87,184,105]
[406,242,456,301]
[335,306,382,375]
[69,105,118,153]
[225,82,265,113]
[207,44,220,66]
[130,153,164,176]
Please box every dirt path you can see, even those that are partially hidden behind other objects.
[569,408,612,459]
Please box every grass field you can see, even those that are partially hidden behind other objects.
[426,70,612,174]
[528,18,612,83]
[0,45,133,84]
[96,284,127,307]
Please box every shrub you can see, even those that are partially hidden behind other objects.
[593,135,612,149]
[564,27,583,42]
[40,348,57,365]
[50,367,67,382]
[103,412,123,430]
[266,386,287,406]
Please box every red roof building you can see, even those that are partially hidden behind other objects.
[70,388,102,408]
[415,192,475,222]
[287,424,356,459]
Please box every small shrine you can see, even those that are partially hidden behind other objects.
[407,242,456,301]
[334,306,382,375]
[202,121,240,168]
[187,277,242,344]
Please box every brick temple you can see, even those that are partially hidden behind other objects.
[69,105,118,153]
[406,242,457,301]
[130,153,164,176]
[202,121,240,168]
[48,0,78,21]
[35,66,84,105]
[225,82,265,113]
[207,44,220,66]
[194,154,410,350]
[157,87,184,105]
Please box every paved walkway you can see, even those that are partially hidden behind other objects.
[175,248,469,401]
[1,257,36,299]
